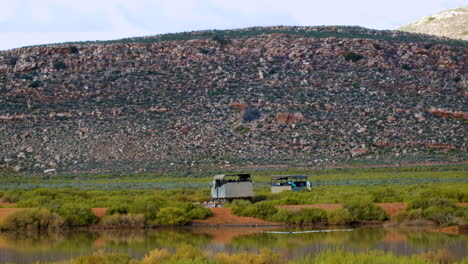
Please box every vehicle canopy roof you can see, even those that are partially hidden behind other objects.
[213,173,252,181]
[271,175,308,181]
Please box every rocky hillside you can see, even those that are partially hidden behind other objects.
[399,6,468,41]
[0,26,467,174]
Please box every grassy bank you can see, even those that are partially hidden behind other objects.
[0,166,466,229]
[1,165,466,190]
[30,247,468,264]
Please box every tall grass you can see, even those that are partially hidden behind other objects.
[0,209,63,230]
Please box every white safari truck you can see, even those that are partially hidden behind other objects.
[211,173,254,203]
[271,175,311,193]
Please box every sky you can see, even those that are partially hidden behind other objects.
[0,0,466,50]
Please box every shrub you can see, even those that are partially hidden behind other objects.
[29,80,42,88]
[422,249,457,264]
[251,194,268,203]
[243,107,261,122]
[154,207,190,226]
[327,206,353,224]
[69,46,79,54]
[0,190,4,198]
[141,248,170,264]
[212,34,231,45]
[2,190,23,203]
[215,248,283,264]
[100,214,145,229]
[128,196,165,221]
[372,43,382,50]
[53,60,66,70]
[199,48,209,54]
[422,206,460,226]
[278,196,302,205]
[344,52,364,62]
[344,201,388,221]
[239,201,278,220]
[401,64,411,70]
[58,203,98,227]
[0,209,63,230]
[187,206,213,220]
[294,208,327,225]
[57,251,134,264]
[106,203,130,215]
[407,197,455,211]
[271,209,296,223]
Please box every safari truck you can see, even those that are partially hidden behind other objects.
[211,173,254,203]
[271,175,311,193]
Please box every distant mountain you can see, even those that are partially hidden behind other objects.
[0,26,466,174]
[399,6,468,41]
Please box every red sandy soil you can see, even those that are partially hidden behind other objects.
[92,237,107,247]
[0,238,7,249]
[431,224,468,236]
[92,208,107,219]
[0,203,16,207]
[383,231,408,243]
[192,208,277,226]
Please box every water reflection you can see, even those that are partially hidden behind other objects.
[0,227,467,264]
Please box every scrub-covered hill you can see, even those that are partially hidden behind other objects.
[0,26,466,174]
[399,6,468,41]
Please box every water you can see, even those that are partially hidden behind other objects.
[0,227,467,264]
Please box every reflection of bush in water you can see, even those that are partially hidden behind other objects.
[406,232,468,250]
[98,229,211,253]
[0,231,97,253]
[332,229,387,249]
[230,229,387,250]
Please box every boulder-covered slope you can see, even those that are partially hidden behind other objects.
[0,26,467,174]
[399,6,468,41]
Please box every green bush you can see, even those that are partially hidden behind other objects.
[344,201,388,221]
[29,80,42,88]
[344,52,364,62]
[234,201,278,220]
[53,60,66,70]
[128,196,165,221]
[278,196,302,205]
[212,34,231,45]
[0,190,4,198]
[327,206,353,224]
[106,203,130,215]
[187,206,213,220]
[58,203,98,227]
[294,208,327,225]
[271,209,296,223]
[407,197,455,211]
[0,209,63,230]
[69,46,79,54]
[2,190,24,203]
[154,207,190,226]
[100,214,145,229]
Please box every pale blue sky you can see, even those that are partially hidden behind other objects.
[0,0,466,50]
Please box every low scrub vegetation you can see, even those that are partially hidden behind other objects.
[100,214,145,229]
[405,197,467,226]
[0,209,63,230]
[344,200,389,221]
